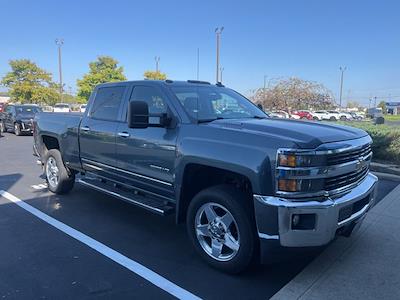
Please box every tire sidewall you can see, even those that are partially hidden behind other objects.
[14,123,21,136]
[186,185,255,274]
[45,149,74,194]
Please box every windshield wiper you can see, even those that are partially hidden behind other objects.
[197,117,224,123]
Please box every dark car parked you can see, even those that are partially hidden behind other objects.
[33,80,377,273]
[0,104,42,135]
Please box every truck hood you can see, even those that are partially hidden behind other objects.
[16,113,36,121]
[207,118,368,148]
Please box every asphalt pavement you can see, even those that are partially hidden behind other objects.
[0,133,398,299]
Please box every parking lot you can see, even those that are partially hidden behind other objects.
[0,133,399,299]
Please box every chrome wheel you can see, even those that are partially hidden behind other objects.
[195,202,240,261]
[46,157,59,188]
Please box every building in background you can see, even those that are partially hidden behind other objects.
[386,102,400,115]
[0,96,10,103]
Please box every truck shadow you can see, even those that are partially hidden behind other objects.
[18,183,325,299]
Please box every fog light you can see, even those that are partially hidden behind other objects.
[291,214,316,230]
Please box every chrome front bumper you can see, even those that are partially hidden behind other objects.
[254,173,378,247]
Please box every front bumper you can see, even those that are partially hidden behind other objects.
[19,122,33,132]
[254,172,378,247]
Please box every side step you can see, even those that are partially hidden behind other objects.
[78,178,175,216]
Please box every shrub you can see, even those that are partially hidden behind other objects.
[337,122,400,164]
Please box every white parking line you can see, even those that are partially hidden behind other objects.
[30,183,48,190]
[0,190,201,300]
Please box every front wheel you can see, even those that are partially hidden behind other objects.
[14,123,21,136]
[45,149,75,194]
[186,185,256,274]
[0,121,5,133]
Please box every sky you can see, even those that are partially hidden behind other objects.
[0,0,399,105]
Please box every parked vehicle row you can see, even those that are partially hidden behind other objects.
[267,109,364,122]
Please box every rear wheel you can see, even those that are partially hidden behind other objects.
[14,123,21,136]
[45,149,75,194]
[330,116,337,121]
[186,185,256,274]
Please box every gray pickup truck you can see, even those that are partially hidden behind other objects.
[33,80,378,273]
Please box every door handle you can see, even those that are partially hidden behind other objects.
[81,126,90,131]
[117,132,130,138]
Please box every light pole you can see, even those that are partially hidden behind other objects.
[374,96,377,108]
[55,38,64,101]
[197,48,200,80]
[339,66,346,108]
[215,27,224,83]
[220,67,224,83]
[155,56,160,72]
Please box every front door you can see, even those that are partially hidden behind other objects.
[115,85,178,199]
[79,84,127,178]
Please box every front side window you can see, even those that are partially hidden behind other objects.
[90,86,125,121]
[129,86,167,114]
[170,86,266,122]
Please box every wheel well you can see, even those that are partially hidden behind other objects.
[42,135,60,151]
[177,164,253,223]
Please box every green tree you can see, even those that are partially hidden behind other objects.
[143,70,167,80]
[377,100,387,113]
[1,59,58,104]
[77,56,127,102]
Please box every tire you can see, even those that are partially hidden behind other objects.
[340,116,347,121]
[186,185,256,274]
[0,121,5,133]
[44,149,75,194]
[313,116,319,121]
[301,117,307,120]
[330,116,337,121]
[14,123,21,136]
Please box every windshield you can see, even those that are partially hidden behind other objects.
[16,106,42,114]
[170,85,267,122]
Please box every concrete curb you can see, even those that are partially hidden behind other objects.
[371,162,400,177]
[271,183,400,300]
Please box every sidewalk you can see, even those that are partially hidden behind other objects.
[272,183,400,300]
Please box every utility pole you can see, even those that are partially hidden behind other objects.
[339,66,346,108]
[154,56,160,72]
[55,38,64,102]
[374,96,377,108]
[369,98,372,109]
[215,27,224,83]
[220,67,224,83]
[197,48,200,80]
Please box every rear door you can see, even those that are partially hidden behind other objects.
[79,84,128,177]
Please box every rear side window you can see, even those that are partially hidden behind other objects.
[90,86,125,121]
[129,86,167,114]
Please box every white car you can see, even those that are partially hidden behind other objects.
[312,110,331,120]
[53,103,71,113]
[327,110,353,121]
[80,104,87,113]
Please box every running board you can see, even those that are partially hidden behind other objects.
[78,178,174,216]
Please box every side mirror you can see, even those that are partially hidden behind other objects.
[128,101,171,128]
[257,103,264,111]
[128,101,149,128]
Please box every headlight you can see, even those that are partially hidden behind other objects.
[276,149,325,197]
[277,152,324,168]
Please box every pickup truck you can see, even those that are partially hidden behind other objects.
[33,80,378,273]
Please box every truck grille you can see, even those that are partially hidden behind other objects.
[326,144,372,166]
[325,165,369,191]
